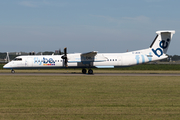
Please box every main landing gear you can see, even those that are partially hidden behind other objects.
[82,68,93,74]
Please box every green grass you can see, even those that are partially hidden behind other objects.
[1,75,180,119]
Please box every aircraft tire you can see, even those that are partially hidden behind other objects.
[82,69,87,74]
[11,70,15,74]
[88,69,93,74]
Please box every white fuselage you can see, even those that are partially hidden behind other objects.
[3,30,175,71]
[3,48,167,69]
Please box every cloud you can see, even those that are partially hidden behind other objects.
[122,16,150,23]
[92,15,122,25]
[93,15,150,25]
[19,1,38,7]
[144,0,166,2]
[19,1,69,8]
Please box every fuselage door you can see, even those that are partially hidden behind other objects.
[117,56,122,65]
[25,57,32,67]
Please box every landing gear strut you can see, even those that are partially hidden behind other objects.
[81,68,93,74]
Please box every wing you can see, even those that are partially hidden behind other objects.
[81,51,98,57]
[81,51,107,63]
[68,51,107,64]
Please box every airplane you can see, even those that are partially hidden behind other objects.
[3,30,175,74]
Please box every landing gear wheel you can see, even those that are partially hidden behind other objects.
[88,69,93,74]
[82,69,87,74]
[11,70,15,74]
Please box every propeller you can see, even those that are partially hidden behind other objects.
[61,47,68,67]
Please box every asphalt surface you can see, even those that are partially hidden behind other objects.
[0,72,180,76]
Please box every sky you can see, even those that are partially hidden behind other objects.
[0,0,180,55]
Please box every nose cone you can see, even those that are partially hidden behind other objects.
[3,63,11,69]
[3,64,7,69]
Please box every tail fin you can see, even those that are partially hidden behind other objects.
[150,30,175,57]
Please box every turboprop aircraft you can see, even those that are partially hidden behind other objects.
[3,30,175,74]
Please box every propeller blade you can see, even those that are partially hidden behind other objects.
[64,47,67,56]
[61,47,68,67]
[65,58,68,67]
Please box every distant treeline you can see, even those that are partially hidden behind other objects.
[169,55,180,61]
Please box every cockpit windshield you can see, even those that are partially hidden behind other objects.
[13,58,22,61]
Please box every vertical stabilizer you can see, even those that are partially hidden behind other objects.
[150,30,175,57]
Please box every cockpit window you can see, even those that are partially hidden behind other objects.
[13,58,22,61]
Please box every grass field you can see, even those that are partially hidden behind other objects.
[1,75,180,119]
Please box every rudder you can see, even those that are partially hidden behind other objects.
[150,30,175,57]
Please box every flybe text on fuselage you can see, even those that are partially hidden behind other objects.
[34,57,56,66]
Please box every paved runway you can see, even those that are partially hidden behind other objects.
[1,72,180,76]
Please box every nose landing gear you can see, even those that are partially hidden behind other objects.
[11,69,15,73]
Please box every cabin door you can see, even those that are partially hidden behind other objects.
[25,58,33,67]
[117,56,122,65]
